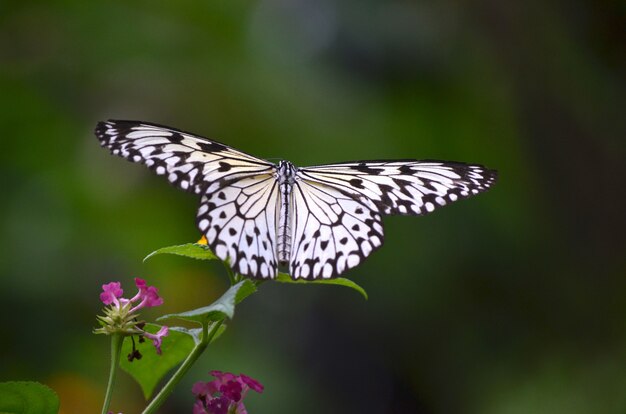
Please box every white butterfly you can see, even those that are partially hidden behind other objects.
[96,120,497,280]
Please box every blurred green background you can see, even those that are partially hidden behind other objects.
[1,1,624,413]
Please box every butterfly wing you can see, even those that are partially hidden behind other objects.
[289,177,384,279]
[197,175,280,279]
[96,120,280,279]
[95,120,275,195]
[298,160,497,216]
[289,160,497,279]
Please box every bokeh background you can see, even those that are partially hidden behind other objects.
[1,1,624,413]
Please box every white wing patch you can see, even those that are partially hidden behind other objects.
[95,120,274,195]
[197,175,279,279]
[298,160,497,216]
[289,178,384,279]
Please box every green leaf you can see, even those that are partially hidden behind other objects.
[143,243,217,262]
[275,273,368,300]
[120,323,194,400]
[0,381,59,414]
[169,324,227,345]
[158,280,256,325]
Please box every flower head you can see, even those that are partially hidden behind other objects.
[192,371,263,414]
[95,278,168,357]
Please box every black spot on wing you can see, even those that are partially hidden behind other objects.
[349,178,364,189]
[198,141,227,152]
[398,164,414,174]
[168,132,184,143]
[354,163,384,174]
[218,162,232,172]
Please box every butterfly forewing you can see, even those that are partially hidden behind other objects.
[197,175,280,279]
[95,120,275,195]
[96,120,280,279]
[289,177,384,279]
[298,160,497,216]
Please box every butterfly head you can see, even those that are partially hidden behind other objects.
[277,160,297,185]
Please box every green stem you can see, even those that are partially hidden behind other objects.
[142,320,224,414]
[101,334,124,414]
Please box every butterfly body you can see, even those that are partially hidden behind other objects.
[96,120,497,280]
[276,160,297,266]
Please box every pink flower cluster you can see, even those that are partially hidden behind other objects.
[99,278,168,354]
[192,371,264,414]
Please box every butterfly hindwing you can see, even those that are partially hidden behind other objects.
[289,177,384,279]
[298,160,496,216]
[197,175,280,279]
[95,120,275,195]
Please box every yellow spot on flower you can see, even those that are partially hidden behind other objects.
[197,235,208,245]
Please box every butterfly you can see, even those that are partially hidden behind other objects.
[95,120,497,280]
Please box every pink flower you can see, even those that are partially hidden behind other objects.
[100,282,123,305]
[130,278,164,311]
[143,326,169,355]
[192,371,263,414]
[95,278,167,357]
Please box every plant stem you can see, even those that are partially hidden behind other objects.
[101,334,124,414]
[142,320,224,414]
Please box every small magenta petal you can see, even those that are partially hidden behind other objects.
[100,292,114,305]
[193,400,209,414]
[192,379,220,396]
[129,278,147,303]
[206,396,229,414]
[192,381,212,396]
[144,286,164,307]
[134,278,147,290]
[234,401,248,414]
[220,380,242,402]
[239,374,264,393]
[210,370,235,384]
[207,380,220,395]
[100,282,123,305]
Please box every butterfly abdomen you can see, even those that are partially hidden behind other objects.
[276,161,297,265]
